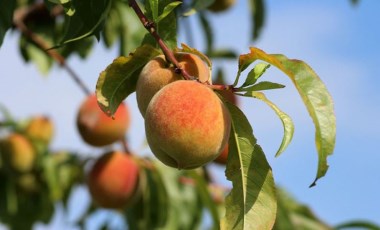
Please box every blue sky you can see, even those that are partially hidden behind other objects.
[1,0,380,228]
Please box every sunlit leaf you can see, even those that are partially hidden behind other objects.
[183,0,215,16]
[150,0,159,21]
[243,92,294,157]
[221,103,277,230]
[238,81,285,92]
[96,45,160,116]
[335,221,380,230]
[156,1,182,23]
[239,47,336,186]
[143,0,177,50]
[241,63,270,87]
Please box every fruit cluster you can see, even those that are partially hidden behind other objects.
[74,52,236,210]
[136,53,231,169]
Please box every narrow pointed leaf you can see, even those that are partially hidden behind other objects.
[335,221,380,230]
[143,0,177,49]
[156,2,182,23]
[187,170,220,228]
[241,63,270,87]
[150,0,159,21]
[249,0,266,40]
[221,103,277,230]
[199,12,213,53]
[238,81,285,92]
[96,45,160,116]
[239,47,336,186]
[244,92,294,157]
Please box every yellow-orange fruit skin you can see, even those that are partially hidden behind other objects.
[0,134,36,172]
[136,53,211,117]
[214,143,229,164]
[208,0,236,12]
[76,94,129,147]
[25,116,54,145]
[145,80,231,169]
[87,151,139,209]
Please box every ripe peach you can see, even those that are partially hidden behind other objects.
[214,143,229,164]
[25,115,54,145]
[145,80,231,169]
[87,151,140,209]
[76,94,130,147]
[136,52,211,117]
[208,0,236,13]
[0,133,36,172]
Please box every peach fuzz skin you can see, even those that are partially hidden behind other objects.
[144,80,231,169]
[0,133,36,172]
[76,94,129,147]
[136,52,211,117]
[87,151,139,209]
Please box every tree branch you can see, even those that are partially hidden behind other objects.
[128,0,195,81]
[13,3,91,96]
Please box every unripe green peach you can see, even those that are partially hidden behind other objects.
[136,52,211,117]
[0,133,36,172]
[145,80,231,169]
[87,151,140,209]
[76,94,130,147]
[208,0,236,13]
[25,115,54,145]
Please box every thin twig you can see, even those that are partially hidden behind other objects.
[128,0,195,81]
[13,3,91,96]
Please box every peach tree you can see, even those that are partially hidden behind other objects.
[0,0,375,229]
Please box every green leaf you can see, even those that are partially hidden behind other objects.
[274,187,332,230]
[60,0,112,45]
[241,63,270,87]
[96,45,160,116]
[249,0,265,40]
[335,221,380,230]
[0,0,15,47]
[198,12,213,53]
[125,162,169,229]
[183,0,215,16]
[151,161,202,230]
[239,47,336,186]
[143,0,177,50]
[150,0,159,21]
[243,92,294,157]
[156,1,182,23]
[238,81,285,92]
[207,49,237,59]
[221,103,277,230]
[187,170,220,229]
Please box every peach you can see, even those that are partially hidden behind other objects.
[136,52,211,117]
[214,143,229,164]
[208,0,236,12]
[76,94,130,147]
[0,133,36,172]
[145,80,231,169]
[25,115,54,145]
[87,151,140,209]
